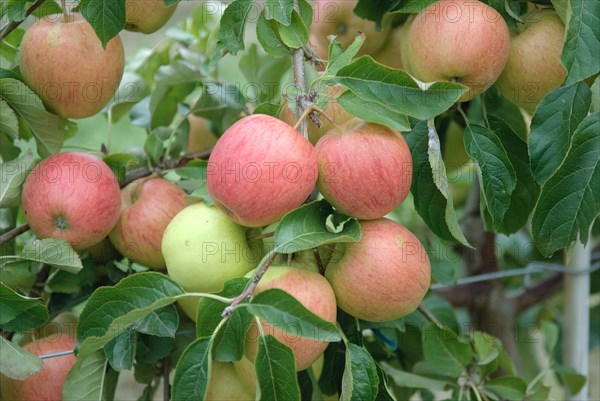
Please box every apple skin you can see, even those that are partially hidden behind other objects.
[310,0,392,60]
[405,0,510,102]
[187,115,218,153]
[125,0,178,34]
[109,177,187,270]
[21,152,121,252]
[19,13,124,119]
[206,114,318,228]
[244,266,337,371]
[325,218,431,322]
[1,335,76,401]
[494,9,567,114]
[315,119,413,220]
[205,361,253,401]
[161,202,263,321]
[372,25,405,69]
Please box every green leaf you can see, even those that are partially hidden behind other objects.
[487,116,540,234]
[62,350,110,401]
[135,334,176,365]
[529,83,592,185]
[464,124,517,229]
[532,112,600,256]
[336,91,411,132]
[422,323,472,378]
[0,239,83,273]
[6,0,30,21]
[79,0,126,48]
[380,362,448,391]
[172,337,212,401]
[263,0,294,25]
[246,289,341,342]
[213,0,254,60]
[340,343,379,401]
[561,0,600,85]
[277,10,308,48]
[485,376,527,401]
[104,329,136,371]
[103,153,139,183]
[330,57,468,120]
[354,0,399,26]
[133,304,179,337]
[143,134,163,165]
[0,282,48,331]
[0,149,34,208]
[273,200,361,254]
[555,365,586,395]
[0,78,69,157]
[256,10,290,57]
[471,331,499,365]
[107,72,150,122]
[404,121,469,246]
[591,76,600,113]
[255,334,300,401]
[0,99,18,139]
[0,337,43,380]
[324,33,366,77]
[0,30,25,64]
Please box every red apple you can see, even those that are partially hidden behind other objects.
[19,13,124,119]
[404,0,510,101]
[22,152,121,251]
[1,335,76,401]
[109,177,187,270]
[325,218,431,322]
[206,114,318,227]
[315,119,413,220]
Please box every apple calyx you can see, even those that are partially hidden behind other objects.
[54,216,69,230]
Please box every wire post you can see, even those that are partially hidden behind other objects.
[563,237,591,401]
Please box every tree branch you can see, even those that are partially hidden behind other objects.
[0,0,47,40]
[0,224,30,246]
[514,273,563,315]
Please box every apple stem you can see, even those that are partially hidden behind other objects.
[0,223,30,245]
[248,231,274,240]
[313,248,325,275]
[221,252,278,317]
[60,0,68,21]
[417,305,443,329]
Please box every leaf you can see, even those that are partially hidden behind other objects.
[6,0,30,21]
[0,336,42,379]
[464,124,517,229]
[277,10,309,48]
[324,33,366,77]
[529,83,592,185]
[0,239,83,273]
[79,0,126,48]
[0,78,68,157]
[354,0,400,27]
[143,133,163,165]
[422,323,472,378]
[532,112,600,256]
[340,343,379,401]
[62,350,109,401]
[133,304,179,338]
[135,334,176,365]
[255,334,300,401]
[487,116,540,234]
[273,200,361,254]
[0,99,18,139]
[336,91,411,132]
[555,365,586,395]
[404,121,469,246]
[485,376,527,401]
[213,0,254,60]
[256,10,290,57]
[471,331,499,365]
[0,282,48,331]
[0,149,34,208]
[561,0,600,85]
[263,0,295,25]
[380,362,448,391]
[246,289,341,342]
[104,329,136,372]
[330,57,468,120]
[172,337,212,401]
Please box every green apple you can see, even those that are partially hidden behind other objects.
[161,202,263,320]
[125,0,178,34]
[187,114,218,153]
[494,9,567,114]
[205,361,253,401]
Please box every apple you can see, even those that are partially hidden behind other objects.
[315,119,413,220]
[325,218,431,322]
[205,361,253,401]
[372,25,405,69]
[109,177,187,270]
[22,152,121,252]
[206,114,318,227]
[187,115,218,153]
[494,9,567,114]
[0,335,76,401]
[404,0,510,102]
[280,84,354,145]
[125,0,178,34]
[161,202,263,320]
[19,13,124,119]
[244,266,337,371]
[310,0,392,60]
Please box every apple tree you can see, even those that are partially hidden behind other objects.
[0,0,598,400]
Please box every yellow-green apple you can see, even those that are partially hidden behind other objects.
[21,152,121,251]
[310,0,392,60]
[205,361,253,401]
[494,9,567,114]
[206,114,318,227]
[404,0,510,101]
[161,202,263,320]
[125,0,178,34]
[0,335,76,401]
[187,115,218,153]
[372,26,405,69]
[244,266,337,371]
[19,13,124,119]
[109,177,187,270]
[280,84,353,145]
[325,218,431,322]
[315,120,413,220]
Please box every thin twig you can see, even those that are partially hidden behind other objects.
[313,248,325,275]
[0,0,48,40]
[28,264,51,298]
[163,357,171,401]
[0,224,30,246]
[418,305,443,329]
